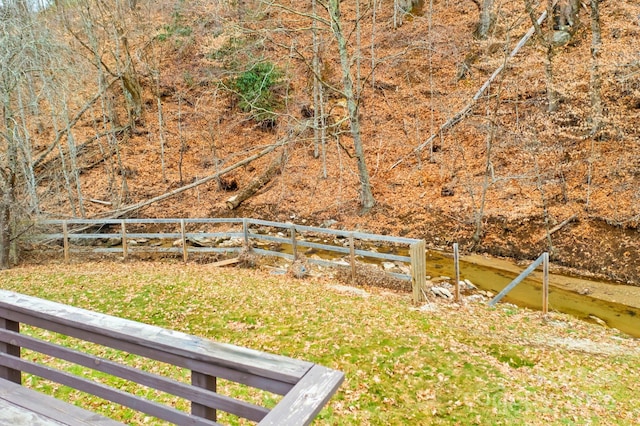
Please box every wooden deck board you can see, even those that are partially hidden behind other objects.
[0,378,124,426]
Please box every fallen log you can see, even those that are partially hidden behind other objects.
[390,8,550,170]
[536,214,578,243]
[226,153,285,210]
[94,120,311,220]
[210,257,240,267]
[98,142,286,219]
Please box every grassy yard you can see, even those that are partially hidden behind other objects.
[1,261,639,425]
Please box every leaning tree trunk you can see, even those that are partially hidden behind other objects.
[328,0,376,212]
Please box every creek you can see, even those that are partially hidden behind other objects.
[251,236,640,338]
[426,250,640,338]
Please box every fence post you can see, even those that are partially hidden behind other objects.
[62,221,69,263]
[349,233,356,285]
[542,252,549,315]
[191,371,216,421]
[290,224,298,260]
[0,318,21,384]
[121,220,128,261]
[180,219,188,263]
[242,218,249,246]
[453,243,460,302]
[410,240,427,303]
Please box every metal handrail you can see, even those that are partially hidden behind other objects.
[488,252,549,313]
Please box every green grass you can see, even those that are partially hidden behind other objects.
[2,261,640,425]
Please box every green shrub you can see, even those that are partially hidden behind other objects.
[231,61,283,124]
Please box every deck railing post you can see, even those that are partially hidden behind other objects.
[453,243,460,302]
[0,318,21,384]
[191,371,217,422]
[410,240,427,303]
[121,220,128,261]
[542,252,549,315]
[62,221,69,263]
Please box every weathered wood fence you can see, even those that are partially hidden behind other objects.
[0,290,343,425]
[37,218,428,302]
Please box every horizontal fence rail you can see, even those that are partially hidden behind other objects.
[35,218,428,300]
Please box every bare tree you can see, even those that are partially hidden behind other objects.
[326,0,376,212]
[585,0,603,210]
[524,0,559,113]
[588,0,602,133]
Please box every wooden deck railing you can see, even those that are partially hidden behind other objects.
[0,290,344,425]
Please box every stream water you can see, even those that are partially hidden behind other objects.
[426,251,640,338]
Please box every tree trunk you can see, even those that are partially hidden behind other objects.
[0,101,17,269]
[226,154,285,210]
[328,0,376,212]
[524,0,558,113]
[589,0,602,133]
[477,0,495,39]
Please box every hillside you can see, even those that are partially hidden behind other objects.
[4,0,640,282]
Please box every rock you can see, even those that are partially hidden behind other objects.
[440,186,454,197]
[466,294,486,303]
[431,286,453,300]
[588,315,607,327]
[320,219,338,228]
[219,238,244,248]
[395,263,410,275]
[479,290,494,298]
[382,262,396,271]
[463,279,477,291]
[577,288,592,295]
[415,303,438,312]
[329,285,369,297]
[552,30,571,45]
[188,236,217,247]
[105,238,121,247]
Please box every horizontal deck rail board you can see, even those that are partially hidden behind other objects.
[0,291,344,425]
[0,291,312,386]
[0,330,268,422]
[0,378,124,426]
[0,308,294,396]
[0,354,221,426]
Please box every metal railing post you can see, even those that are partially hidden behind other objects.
[542,252,549,315]
[453,243,460,302]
